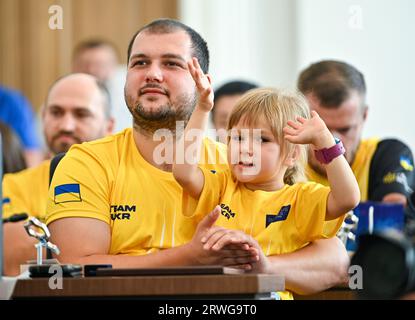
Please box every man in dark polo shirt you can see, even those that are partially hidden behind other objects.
[298,60,415,225]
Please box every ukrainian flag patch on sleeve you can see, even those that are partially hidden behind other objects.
[400,156,414,172]
[54,183,82,204]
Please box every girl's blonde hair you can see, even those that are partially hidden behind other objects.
[227,88,310,185]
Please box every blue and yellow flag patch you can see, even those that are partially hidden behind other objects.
[400,156,413,172]
[2,197,11,211]
[54,184,82,204]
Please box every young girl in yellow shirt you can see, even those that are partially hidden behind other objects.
[172,59,360,298]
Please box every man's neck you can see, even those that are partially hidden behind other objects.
[132,127,176,172]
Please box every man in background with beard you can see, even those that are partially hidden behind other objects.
[2,73,114,275]
[298,60,415,227]
[45,19,349,295]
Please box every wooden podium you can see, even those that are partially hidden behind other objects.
[12,274,285,299]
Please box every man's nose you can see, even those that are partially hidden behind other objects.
[59,113,76,131]
[145,63,163,82]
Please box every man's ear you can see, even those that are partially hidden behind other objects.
[362,105,369,122]
[106,117,115,135]
[284,145,301,167]
[40,104,46,119]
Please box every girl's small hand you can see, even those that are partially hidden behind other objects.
[188,57,213,112]
[283,110,334,148]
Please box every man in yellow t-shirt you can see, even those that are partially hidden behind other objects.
[46,19,350,295]
[2,73,114,275]
[298,60,415,224]
[47,131,227,255]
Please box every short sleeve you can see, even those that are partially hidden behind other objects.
[368,139,415,201]
[2,174,27,219]
[45,145,112,225]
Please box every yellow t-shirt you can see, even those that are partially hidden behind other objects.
[306,138,380,236]
[45,128,228,255]
[2,160,51,221]
[186,167,335,300]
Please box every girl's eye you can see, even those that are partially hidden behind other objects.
[253,136,267,143]
[232,135,242,141]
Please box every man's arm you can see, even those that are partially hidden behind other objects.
[202,227,349,295]
[49,217,196,267]
[267,237,349,295]
[48,206,258,268]
[369,139,414,205]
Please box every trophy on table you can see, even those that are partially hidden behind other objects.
[24,217,60,265]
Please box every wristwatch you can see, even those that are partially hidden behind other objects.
[314,138,346,164]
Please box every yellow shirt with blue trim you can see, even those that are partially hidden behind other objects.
[45,128,228,255]
[185,167,336,299]
[2,160,51,221]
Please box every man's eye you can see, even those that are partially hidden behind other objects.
[338,128,351,134]
[132,60,146,67]
[75,111,91,119]
[165,61,181,67]
[232,135,242,141]
[50,109,63,117]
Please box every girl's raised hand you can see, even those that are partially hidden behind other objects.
[283,110,333,148]
[188,57,213,112]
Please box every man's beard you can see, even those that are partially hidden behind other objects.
[48,132,82,154]
[125,92,197,137]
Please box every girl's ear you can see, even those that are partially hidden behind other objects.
[284,145,300,167]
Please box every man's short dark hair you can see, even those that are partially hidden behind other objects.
[212,80,258,118]
[73,39,119,62]
[127,18,209,73]
[214,80,259,103]
[297,60,366,108]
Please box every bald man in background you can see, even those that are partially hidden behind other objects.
[2,73,114,275]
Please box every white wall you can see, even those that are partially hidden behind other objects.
[179,0,298,88]
[179,0,415,152]
[296,0,415,151]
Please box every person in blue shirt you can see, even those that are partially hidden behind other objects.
[0,86,44,167]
